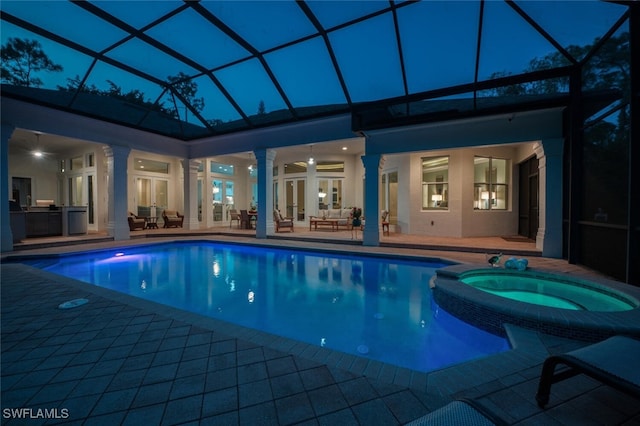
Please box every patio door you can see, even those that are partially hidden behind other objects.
[285,178,306,221]
[381,171,398,225]
[212,179,235,224]
[87,174,95,229]
[136,177,168,218]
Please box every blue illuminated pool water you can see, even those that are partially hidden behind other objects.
[461,273,635,311]
[24,242,508,372]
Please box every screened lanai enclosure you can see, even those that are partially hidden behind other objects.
[1,1,638,284]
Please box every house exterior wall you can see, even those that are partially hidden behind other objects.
[382,142,537,239]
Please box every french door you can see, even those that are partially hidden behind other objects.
[136,177,168,218]
[285,178,306,221]
[381,171,398,225]
[212,178,235,224]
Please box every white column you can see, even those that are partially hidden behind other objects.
[536,139,564,258]
[307,160,318,219]
[255,149,276,238]
[182,159,201,230]
[203,160,214,228]
[361,153,384,247]
[1,124,15,251]
[103,145,131,241]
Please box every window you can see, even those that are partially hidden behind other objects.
[210,161,234,176]
[318,178,343,209]
[284,161,307,174]
[134,158,169,174]
[317,161,344,173]
[70,156,83,170]
[422,156,449,209]
[474,156,509,210]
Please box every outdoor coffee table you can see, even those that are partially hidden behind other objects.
[146,216,159,229]
[309,217,338,231]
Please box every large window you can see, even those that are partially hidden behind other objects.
[317,161,344,173]
[422,156,449,209]
[317,178,343,210]
[210,161,234,176]
[474,157,509,210]
[284,161,307,174]
[134,158,169,174]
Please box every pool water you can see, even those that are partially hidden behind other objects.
[479,289,581,310]
[24,242,509,372]
[461,274,635,311]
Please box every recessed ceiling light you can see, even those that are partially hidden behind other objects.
[342,146,347,151]
[33,151,43,157]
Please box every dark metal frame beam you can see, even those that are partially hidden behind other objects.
[566,68,583,267]
[353,65,574,113]
[627,2,639,284]
[507,1,578,65]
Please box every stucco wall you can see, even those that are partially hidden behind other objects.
[382,143,537,238]
[8,152,60,206]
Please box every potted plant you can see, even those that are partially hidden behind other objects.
[351,207,362,239]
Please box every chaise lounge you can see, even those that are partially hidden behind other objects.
[536,335,640,408]
[162,210,184,228]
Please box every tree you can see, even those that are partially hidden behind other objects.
[57,75,167,113]
[1,37,63,87]
[167,72,204,120]
[488,33,630,99]
[257,100,266,115]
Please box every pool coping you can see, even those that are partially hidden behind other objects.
[433,264,640,342]
[1,237,459,267]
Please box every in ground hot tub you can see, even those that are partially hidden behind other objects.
[459,271,635,312]
[432,265,640,342]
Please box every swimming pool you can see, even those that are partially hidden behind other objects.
[19,241,508,373]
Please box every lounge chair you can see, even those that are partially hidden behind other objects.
[273,209,294,232]
[405,398,506,426]
[128,212,146,231]
[536,335,640,408]
[162,210,184,228]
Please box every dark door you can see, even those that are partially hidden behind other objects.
[518,157,539,240]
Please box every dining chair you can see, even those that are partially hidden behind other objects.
[229,209,241,228]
